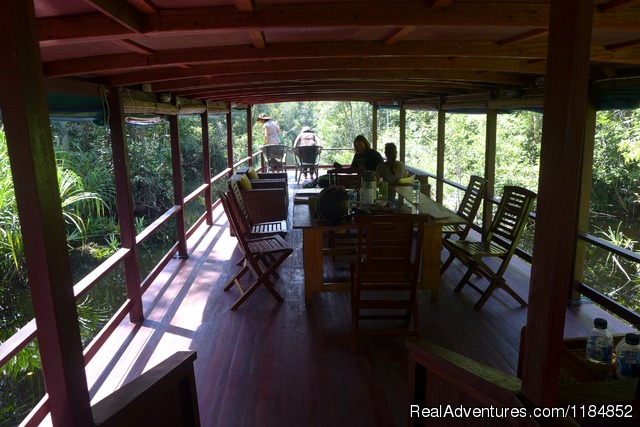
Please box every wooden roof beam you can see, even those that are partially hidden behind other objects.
[82,0,145,33]
[156,70,535,94]
[383,26,415,45]
[497,29,548,46]
[38,2,554,44]
[234,0,255,12]
[250,31,266,49]
[42,41,550,77]
[597,0,640,13]
[112,38,156,55]
[107,57,515,87]
[108,57,473,86]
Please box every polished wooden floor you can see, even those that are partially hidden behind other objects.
[84,176,636,427]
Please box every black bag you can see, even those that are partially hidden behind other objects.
[316,185,349,223]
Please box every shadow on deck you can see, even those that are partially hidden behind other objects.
[84,175,635,427]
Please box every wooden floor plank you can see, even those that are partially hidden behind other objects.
[82,176,637,427]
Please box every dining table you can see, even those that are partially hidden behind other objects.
[292,185,466,304]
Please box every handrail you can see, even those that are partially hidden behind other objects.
[1,160,236,424]
[578,233,640,263]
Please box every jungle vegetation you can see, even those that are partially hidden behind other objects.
[1,102,639,425]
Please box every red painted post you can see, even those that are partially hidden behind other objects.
[201,111,213,226]
[169,111,188,258]
[107,88,143,322]
[0,1,93,425]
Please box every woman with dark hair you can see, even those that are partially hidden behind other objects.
[375,143,406,184]
[375,143,407,200]
[334,134,383,171]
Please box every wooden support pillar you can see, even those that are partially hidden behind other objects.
[372,103,378,151]
[572,91,597,303]
[0,1,93,425]
[107,88,143,322]
[522,0,593,407]
[483,109,497,232]
[247,105,253,166]
[201,110,213,226]
[399,100,406,163]
[436,101,446,204]
[169,111,188,258]
[226,104,235,173]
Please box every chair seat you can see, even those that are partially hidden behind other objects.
[443,185,536,310]
[250,220,287,236]
[246,234,290,254]
[441,223,464,235]
[448,240,508,258]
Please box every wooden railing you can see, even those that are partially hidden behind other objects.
[2,151,264,426]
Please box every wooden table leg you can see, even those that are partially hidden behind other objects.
[421,225,442,301]
[303,228,324,304]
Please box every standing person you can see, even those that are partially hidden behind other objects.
[257,113,281,145]
[334,134,383,172]
[375,143,407,200]
[294,126,320,179]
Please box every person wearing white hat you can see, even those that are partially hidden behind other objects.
[257,113,281,145]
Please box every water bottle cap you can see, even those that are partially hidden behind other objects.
[594,318,607,329]
[624,333,640,345]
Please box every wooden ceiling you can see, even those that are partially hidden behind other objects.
[35,0,640,108]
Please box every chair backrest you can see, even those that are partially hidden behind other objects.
[354,214,429,276]
[454,175,488,238]
[263,144,287,161]
[218,189,252,245]
[228,175,250,218]
[328,170,361,189]
[297,145,322,164]
[486,185,536,247]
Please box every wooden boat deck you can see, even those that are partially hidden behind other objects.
[82,178,636,427]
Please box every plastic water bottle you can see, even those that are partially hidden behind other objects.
[412,178,421,204]
[616,333,640,379]
[586,318,613,364]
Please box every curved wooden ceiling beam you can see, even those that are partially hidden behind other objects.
[43,41,550,77]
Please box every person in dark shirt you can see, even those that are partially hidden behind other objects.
[334,134,383,172]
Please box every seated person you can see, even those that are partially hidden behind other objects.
[293,126,320,179]
[333,134,384,172]
[375,143,407,200]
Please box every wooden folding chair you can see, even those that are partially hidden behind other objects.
[217,190,293,310]
[226,184,287,238]
[350,213,430,352]
[442,186,536,310]
[441,175,488,274]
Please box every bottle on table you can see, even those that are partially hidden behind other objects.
[412,178,421,204]
[586,317,613,365]
[616,333,640,379]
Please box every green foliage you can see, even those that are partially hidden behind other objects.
[592,110,640,218]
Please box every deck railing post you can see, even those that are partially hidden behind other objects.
[436,100,445,204]
[483,109,497,234]
[169,105,188,258]
[0,0,93,424]
[522,0,594,407]
[201,110,213,226]
[107,88,144,322]
[226,104,235,174]
[247,105,253,167]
